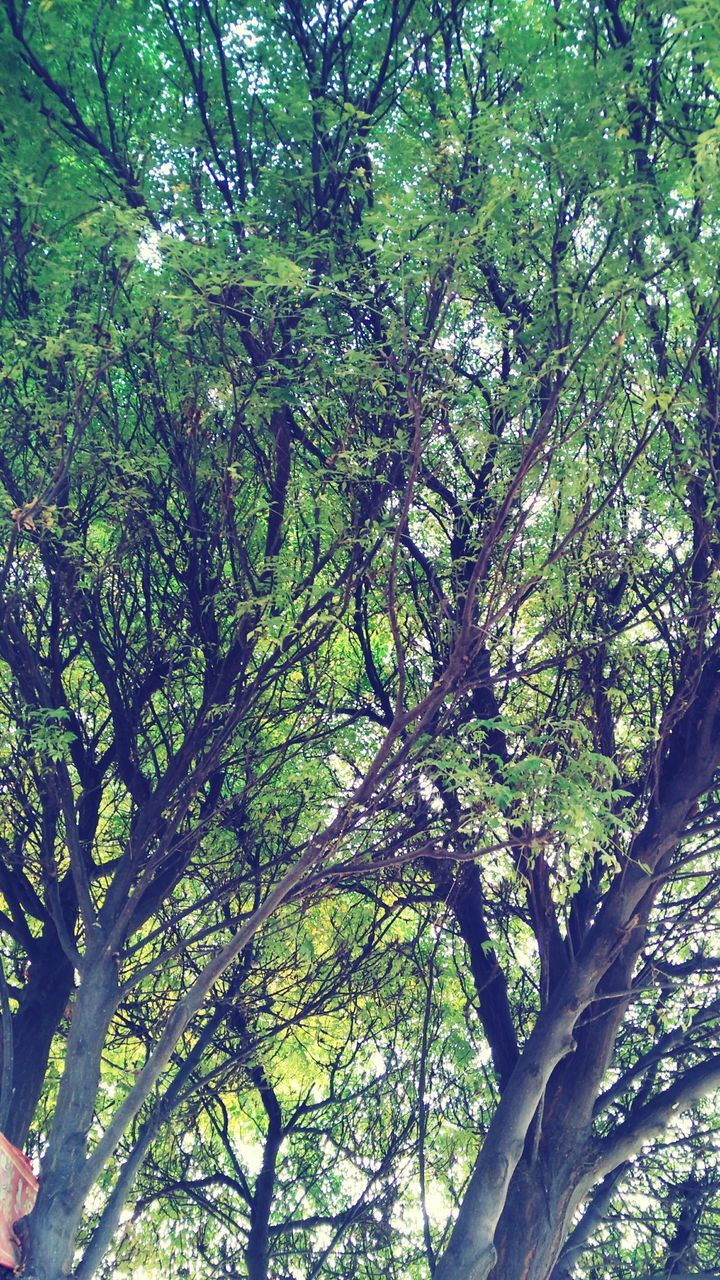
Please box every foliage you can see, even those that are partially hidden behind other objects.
[1,0,720,1278]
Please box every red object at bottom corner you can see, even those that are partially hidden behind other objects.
[0,1133,38,1270]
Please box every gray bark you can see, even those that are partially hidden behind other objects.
[20,951,118,1280]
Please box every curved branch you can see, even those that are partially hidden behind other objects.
[591,1055,720,1183]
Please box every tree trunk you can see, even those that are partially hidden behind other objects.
[6,930,74,1149]
[19,951,119,1280]
[487,1152,584,1280]
[245,1129,282,1280]
[244,1068,283,1280]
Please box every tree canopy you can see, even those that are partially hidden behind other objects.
[2,0,720,1277]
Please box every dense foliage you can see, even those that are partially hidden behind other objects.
[2,0,720,1277]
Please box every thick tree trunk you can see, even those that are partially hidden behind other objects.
[19,951,119,1280]
[6,930,74,1149]
[487,1152,584,1280]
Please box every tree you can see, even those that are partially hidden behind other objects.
[1,0,720,1277]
